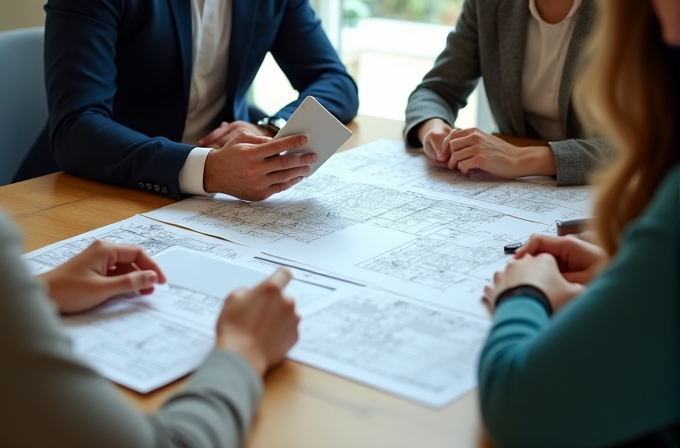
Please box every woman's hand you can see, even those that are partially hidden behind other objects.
[416,118,454,162]
[443,128,557,178]
[215,268,300,376]
[198,121,273,149]
[484,253,584,313]
[515,234,607,284]
[37,240,166,314]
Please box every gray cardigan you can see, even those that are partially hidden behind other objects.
[405,0,614,186]
[0,211,262,448]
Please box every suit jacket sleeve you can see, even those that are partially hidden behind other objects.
[0,211,263,448]
[404,0,481,147]
[270,0,359,123]
[44,0,194,200]
[549,137,617,186]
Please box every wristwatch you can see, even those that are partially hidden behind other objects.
[257,116,287,136]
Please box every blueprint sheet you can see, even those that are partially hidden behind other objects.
[290,289,490,408]
[144,140,575,315]
[25,223,486,406]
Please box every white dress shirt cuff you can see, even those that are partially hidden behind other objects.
[178,147,215,197]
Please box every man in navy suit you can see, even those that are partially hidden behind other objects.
[19,0,359,200]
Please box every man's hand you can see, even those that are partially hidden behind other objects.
[514,234,607,284]
[416,118,454,162]
[203,131,317,201]
[443,128,557,178]
[37,241,166,314]
[198,121,273,149]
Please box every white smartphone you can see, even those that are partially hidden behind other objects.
[273,96,352,176]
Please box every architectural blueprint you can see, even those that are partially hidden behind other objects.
[145,177,548,315]
[63,297,215,393]
[43,242,484,406]
[24,138,596,405]
[289,290,490,408]
[328,139,593,224]
[56,247,338,393]
[24,215,255,274]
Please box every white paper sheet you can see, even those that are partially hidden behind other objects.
[23,215,256,275]
[321,139,592,224]
[144,171,551,316]
[58,246,336,393]
[45,242,485,407]
[289,289,490,408]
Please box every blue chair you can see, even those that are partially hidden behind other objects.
[0,27,47,186]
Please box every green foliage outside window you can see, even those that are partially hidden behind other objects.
[343,0,463,26]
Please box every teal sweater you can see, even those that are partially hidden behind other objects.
[478,166,679,448]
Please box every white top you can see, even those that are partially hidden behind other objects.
[178,0,232,196]
[521,0,581,142]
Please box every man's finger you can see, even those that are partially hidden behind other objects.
[254,135,308,159]
[198,122,229,146]
[99,270,159,298]
[265,165,311,185]
[261,152,317,175]
[264,177,304,198]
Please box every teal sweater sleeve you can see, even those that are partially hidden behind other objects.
[478,166,679,448]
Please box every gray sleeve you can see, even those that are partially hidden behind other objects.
[0,212,262,448]
[404,0,481,147]
[549,137,617,186]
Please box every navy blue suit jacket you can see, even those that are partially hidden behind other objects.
[27,0,358,199]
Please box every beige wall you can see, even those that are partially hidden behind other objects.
[0,0,45,32]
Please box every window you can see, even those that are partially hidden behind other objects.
[252,0,493,131]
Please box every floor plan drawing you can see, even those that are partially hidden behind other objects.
[24,215,254,274]
[319,139,430,187]
[146,180,548,316]
[357,230,510,292]
[405,167,591,223]
[289,290,490,407]
[63,299,214,392]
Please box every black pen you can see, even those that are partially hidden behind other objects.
[503,241,524,254]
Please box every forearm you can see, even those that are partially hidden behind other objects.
[278,73,359,124]
[154,351,263,448]
[52,115,193,199]
[272,0,358,124]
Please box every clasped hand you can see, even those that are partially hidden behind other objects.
[417,118,557,178]
[484,234,608,313]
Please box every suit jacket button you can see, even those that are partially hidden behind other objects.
[146,183,152,190]
[154,184,160,192]
[161,187,168,194]
[138,182,144,188]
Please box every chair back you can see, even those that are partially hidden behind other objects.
[0,27,47,185]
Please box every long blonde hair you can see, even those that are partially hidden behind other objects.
[575,0,679,256]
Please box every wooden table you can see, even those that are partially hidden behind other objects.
[0,115,494,448]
